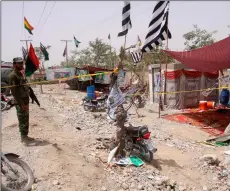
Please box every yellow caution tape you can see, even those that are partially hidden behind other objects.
[1,71,229,96]
[153,86,229,95]
[1,72,112,89]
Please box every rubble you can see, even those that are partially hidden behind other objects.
[2,85,230,191]
[200,154,220,165]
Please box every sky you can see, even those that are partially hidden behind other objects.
[1,1,230,67]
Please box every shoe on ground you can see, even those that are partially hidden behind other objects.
[21,136,35,144]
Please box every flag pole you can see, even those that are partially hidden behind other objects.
[38,48,44,94]
[158,53,164,118]
[120,34,127,65]
[65,41,68,66]
[124,34,127,49]
[38,65,43,94]
[164,4,170,106]
[109,34,113,69]
[159,55,162,118]
[61,40,72,67]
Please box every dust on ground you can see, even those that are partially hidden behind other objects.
[2,84,230,191]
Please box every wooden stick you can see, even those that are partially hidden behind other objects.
[124,35,127,49]
[164,9,170,106]
[159,61,162,118]
[38,66,43,94]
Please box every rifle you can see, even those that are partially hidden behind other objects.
[24,79,40,107]
[28,86,40,107]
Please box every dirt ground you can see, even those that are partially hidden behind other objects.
[2,84,230,191]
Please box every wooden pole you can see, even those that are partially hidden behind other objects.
[87,65,91,85]
[20,40,32,52]
[38,65,43,94]
[61,40,72,67]
[109,34,113,69]
[158,53,164,118]
[124,35,127,49]
[164,8,170,106]
[65,41,68,64]
[119,35,127,68]
[159,62,162,118]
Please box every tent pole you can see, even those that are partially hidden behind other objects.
[159,61,162,118]
[164,9,170,106]
[87,65,91,85]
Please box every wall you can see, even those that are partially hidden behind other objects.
[45,68,76,81]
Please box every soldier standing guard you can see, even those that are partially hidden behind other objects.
[8,57,34,144]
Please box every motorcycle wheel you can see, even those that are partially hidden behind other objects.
[1,155,34,191]
[143,150,153,163]
[139,145,153,163]
[1,101,7,111]
[83,104,95,112]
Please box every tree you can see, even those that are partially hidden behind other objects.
[88,38,111,66]
[62,38,119,69]
[123,43,174,72]
[183,25,217,50]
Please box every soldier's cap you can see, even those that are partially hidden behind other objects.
[13,57,24,63]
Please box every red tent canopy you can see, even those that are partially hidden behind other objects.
[164,37,230,72]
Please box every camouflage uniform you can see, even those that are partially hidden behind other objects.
[8,62,30,137]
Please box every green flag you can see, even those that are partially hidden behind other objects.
[74,36,81,48]
[40,42,49,61]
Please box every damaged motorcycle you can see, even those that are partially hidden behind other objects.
[121,124,157,162]
[82,94,108,112]
[1,152,34,191]
[1,93,14,111]
[107,67,157,162]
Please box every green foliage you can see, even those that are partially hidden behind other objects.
[60,38,174,71]
[124,43,174,72]
[183,25,217,50]
[62,38,119,69]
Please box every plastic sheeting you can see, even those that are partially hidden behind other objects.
[152,69,219,109]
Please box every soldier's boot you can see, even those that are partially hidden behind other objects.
[21,135,35,144]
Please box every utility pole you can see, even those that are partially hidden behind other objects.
[20,39,32,52]
[61,40,72,66]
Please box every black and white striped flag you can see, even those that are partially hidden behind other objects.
[141,1,172,52]
[22,46,28,61]
[130,52,142,65]
[118,1,132,37]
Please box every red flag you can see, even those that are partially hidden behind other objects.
[25,43,40,76]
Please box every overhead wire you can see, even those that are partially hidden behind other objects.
[39,1,56,34]
[35,1,48,30]
[20,1,24,39]
[77,6,154,40]
[76,3,145,36]
[23,1,27,41]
